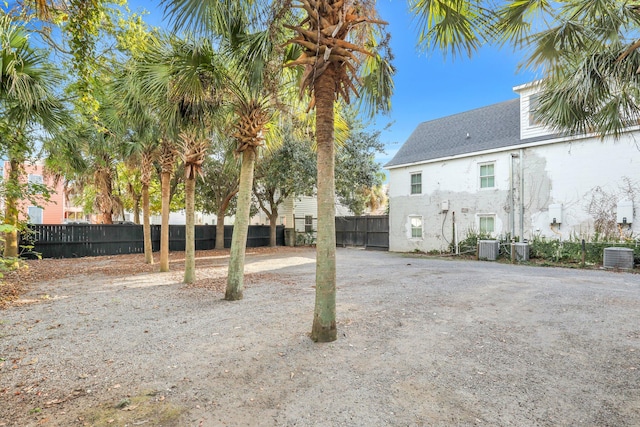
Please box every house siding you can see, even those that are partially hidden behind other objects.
[515,82,556,140]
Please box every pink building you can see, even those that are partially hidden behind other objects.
[2,161,84,224]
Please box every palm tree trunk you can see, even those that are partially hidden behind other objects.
[311,66,337,342]
[133,196,141,224]
[225,149,256,301]
[160,170,171,272]
[3,158,20,258]
[96,168,114,224]
[142,183,153,264]
[184,175,196,283]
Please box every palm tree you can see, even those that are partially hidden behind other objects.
[284,0,394,342]
[133,33,223,282]
[411,1,640,137]
[113,66,162,264]
[158,138,177,272]
[0,15,66,258]
[163,0,288,299]
[164,0,393,339]
[178,128,209,282]
[495,0,640,137]
[225,90,274,299]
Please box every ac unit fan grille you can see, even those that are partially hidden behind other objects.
[603,247,634,270]
[478,240,499,261]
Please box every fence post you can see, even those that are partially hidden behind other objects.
[581,239,586,267]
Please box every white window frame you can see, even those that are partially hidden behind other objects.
[28,174,44,184]
[28,174,44,194]
[479,162,495,189]
[304,215,313,233]
[478,215,495,235]
[410,172,422,195]
[28,206,43,224]
[409,215,423,239]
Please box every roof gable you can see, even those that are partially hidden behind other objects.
[385,99,525,168]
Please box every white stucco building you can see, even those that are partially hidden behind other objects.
[385,82,640,252]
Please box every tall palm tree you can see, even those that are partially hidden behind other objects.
[158,138,177,272]
[133,33,223,282]
[164,0,393,340]
[163,0,288,300]
[0,15,66,258]
[178,128,209,282]
[225,89,274,300]
[284,0,394,342]
[113,66,162,264]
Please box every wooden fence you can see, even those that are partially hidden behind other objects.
[24,224,284,258]
[335,215,389,250]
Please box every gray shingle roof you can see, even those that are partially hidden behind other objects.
[385,99,542,168]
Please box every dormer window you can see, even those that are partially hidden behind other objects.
[528,93,541,126]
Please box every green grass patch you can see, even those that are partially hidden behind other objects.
[80,391,184,427]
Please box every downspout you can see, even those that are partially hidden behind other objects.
[519,148,525,241]
[510,153,516,239]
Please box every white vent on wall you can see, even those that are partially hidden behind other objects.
[549,204,563,224]
[603,247,634,270]
[478,240,499,261]
[617,200,633,224]
[515,243,529,261]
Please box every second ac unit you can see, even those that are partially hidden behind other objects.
[603,247,634,270]
[514,242,529,261]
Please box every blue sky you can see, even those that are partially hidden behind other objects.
[129,0,538,166]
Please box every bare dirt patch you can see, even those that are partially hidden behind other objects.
[1,248,640,426]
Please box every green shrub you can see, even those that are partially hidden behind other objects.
[529,235,640,265]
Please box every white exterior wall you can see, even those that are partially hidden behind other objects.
[388,133,640,252]
[389,152,511,252]
[528,134,640,239]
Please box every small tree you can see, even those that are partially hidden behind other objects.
[195,143,240,250]
[253,131,316,246]
[335,113,386,216]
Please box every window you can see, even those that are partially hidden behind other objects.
[28,206,43,224]
[479,163,495,189]
[410,172,422,195]
[410,216,422,239]
[28,174,44,194]
[28,174,43,184]
[304,215,313,232]
[479,215,495,234]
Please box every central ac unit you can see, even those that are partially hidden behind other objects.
[603,247,634,270]
[514,242,529,261]
[478,240,499,261]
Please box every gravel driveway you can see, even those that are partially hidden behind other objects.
[1,247,639,426]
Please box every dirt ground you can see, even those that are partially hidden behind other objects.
[1,247,640,426]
